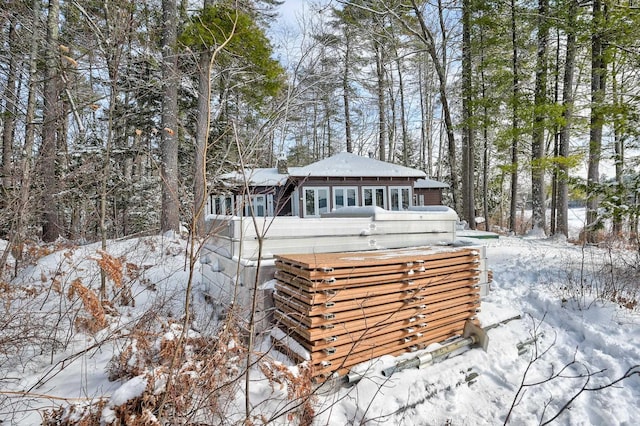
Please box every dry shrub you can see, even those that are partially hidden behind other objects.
[102,320,247,423]
[42,399,108,426]
[107,329,154,381]
[95,250,124,288]
[259,360,316,426]
[110,374,161,426]
[68,278,107,333]
[94,250,139,307]
[47,311,317,424]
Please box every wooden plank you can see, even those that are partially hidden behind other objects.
[274,285,478,320]
[274,292,480,328]
[274,261,480,291]
[274,246,477,271]
[275,318,482,383]
[305,311,473,363]
[277,280,479,316]
[275,248,479,280]
[301,320,472,382]
[275,271,479,306]
[284,309,475,353]
[312,318,482,382]
[274,301,480,343]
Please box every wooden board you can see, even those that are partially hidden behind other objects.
[273,319,480,382]
[275,292,480,328]
[274,261,480,291]
[275,271,479,306]
[280,309,476,353]
[274,301,480,343]
[274,247,479,279]
[271,246,484,382]
[275,281,479,317]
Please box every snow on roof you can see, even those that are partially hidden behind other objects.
[222,167,301,187]
[414,177,449,189]
[289,152,427,178]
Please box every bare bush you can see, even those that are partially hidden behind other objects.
[557,242,640,311]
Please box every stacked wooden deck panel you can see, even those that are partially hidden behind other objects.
[271,246,482,382]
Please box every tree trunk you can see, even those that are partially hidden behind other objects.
[194,46,212,236]
[0,0,40,276]
[41,0,63,242]
[556,0,577,237]
[343,32,353,154]
[480,28,490,231]
[531,0,549,234]
[411,0,458,211]
[586,0,607,243]
[161,0,180,233]
[461,0,475,229]
[509,0,519,233]
[396,55,410,166]
[611,53,623,236]
[1,19,18,190]
[374,39,387,161]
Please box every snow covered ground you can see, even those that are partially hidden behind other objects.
[1,209,639,425]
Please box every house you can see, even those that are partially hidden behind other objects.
[207,152,449,218]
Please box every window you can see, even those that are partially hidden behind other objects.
[333,187,358,210]
[303,187,329,217]
[362,187,386,209]
[211,195,234,215]
[243,195,270,217]
[389,187,411,211]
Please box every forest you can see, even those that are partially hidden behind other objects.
[2,2,640,425]
[1,0,640,259]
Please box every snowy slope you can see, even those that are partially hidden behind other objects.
[1,221,639,425]
[314,237,640,425]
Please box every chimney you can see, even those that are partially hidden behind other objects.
[277,155,288,174]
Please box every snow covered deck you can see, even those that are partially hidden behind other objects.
[204,206,459,261]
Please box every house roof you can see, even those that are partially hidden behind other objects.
[288,152,427,178]
[414,177,449,189]
[221,153,445,187]
[222,167,301,187]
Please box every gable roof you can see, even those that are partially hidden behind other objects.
[289,152,427,178]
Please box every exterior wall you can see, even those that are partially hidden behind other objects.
[292,176,419,218]
[414,188,444,206]
[208,178,445,218]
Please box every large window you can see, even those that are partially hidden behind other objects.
[243,195,266,217]
[362,187,386,209]
[211,195,234,215]
[303,187,329,217]
[241,194,274,217]
[333,187,358,210]
[389,187,411,211]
